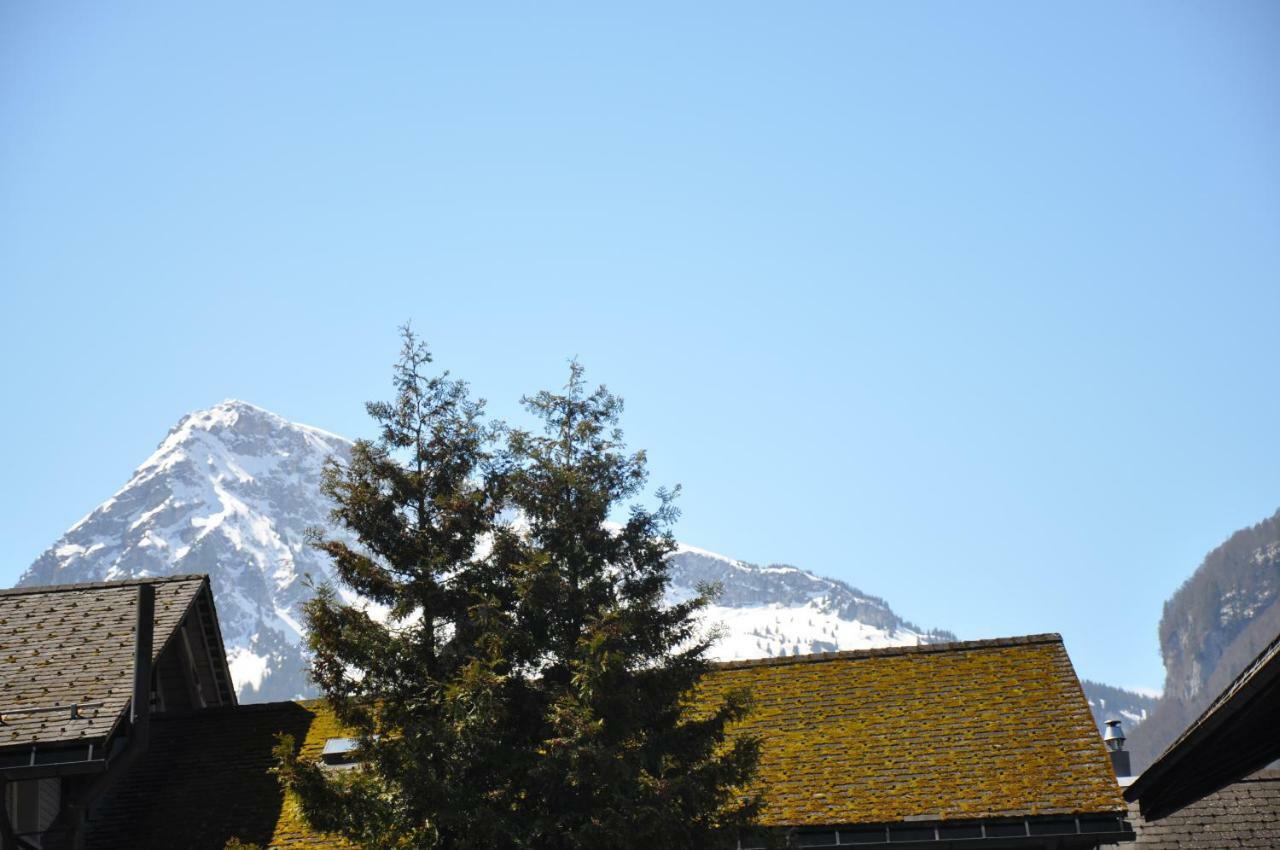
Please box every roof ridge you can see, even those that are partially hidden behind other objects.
[709,633,1063,670]
[0,574,208,597]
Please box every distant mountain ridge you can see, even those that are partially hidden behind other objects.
[669,547,955,660]
[17,400,959,701]
[1080,680,1159,738]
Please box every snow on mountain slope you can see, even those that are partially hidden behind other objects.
[18,400,356,701]
[668,547,953,659]
[18,401,951,700]
[1080,680,1158,733]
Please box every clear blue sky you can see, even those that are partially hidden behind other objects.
[3,2,1278,692]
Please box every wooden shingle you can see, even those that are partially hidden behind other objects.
[1118,770,1280,848]
[0,576,207,750]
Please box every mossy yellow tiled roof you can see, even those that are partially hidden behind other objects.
[84,634,1123,847]
[699,634,1126,827]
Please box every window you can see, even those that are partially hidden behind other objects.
[5,778,60,845]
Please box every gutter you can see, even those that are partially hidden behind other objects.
[741,813,1136,848]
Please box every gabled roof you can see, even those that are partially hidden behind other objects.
[701,634,1126,827]
[1124,628,1280,820]
[83,634,1126,848]
[0,575,215,750]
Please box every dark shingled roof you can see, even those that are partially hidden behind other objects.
[1115,770,1280,848]
[701,633,1126,827]
[0,575,208,750]
[85,700,353,850]
[83,634,1125,847]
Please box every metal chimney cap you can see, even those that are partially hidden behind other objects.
[1103,719,1126,743]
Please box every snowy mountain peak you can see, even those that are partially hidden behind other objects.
[21,401,355,700]
[21,401,950,700]
[156,399,347,460]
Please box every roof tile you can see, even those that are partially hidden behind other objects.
[0,576,207,748]
[1118,770,1280,848]
[700,634,1126,826]
[85,634,1124,847]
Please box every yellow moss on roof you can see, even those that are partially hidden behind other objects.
[271,636,1123,838]
[270,700,359,848]
[698,635,1126,826]
[88,635,1124,848]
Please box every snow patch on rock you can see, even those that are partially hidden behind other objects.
[19,400,952,701]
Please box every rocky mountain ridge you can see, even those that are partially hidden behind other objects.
[1125,508,1280,771]
[18,401,357,700]
[18,400,959,701]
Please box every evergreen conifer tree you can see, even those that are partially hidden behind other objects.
[495,362,760,848]
[277,332,760,849]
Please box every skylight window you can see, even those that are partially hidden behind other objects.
[321,737,361,766]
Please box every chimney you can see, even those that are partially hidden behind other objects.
[132,584,155,747]
[1103,719,1130,777]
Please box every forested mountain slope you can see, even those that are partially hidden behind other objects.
[1126,509,1280,771]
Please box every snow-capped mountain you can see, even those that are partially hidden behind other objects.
[18,400,356,700]
[669,546,952,659]
[14,400,954,701]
